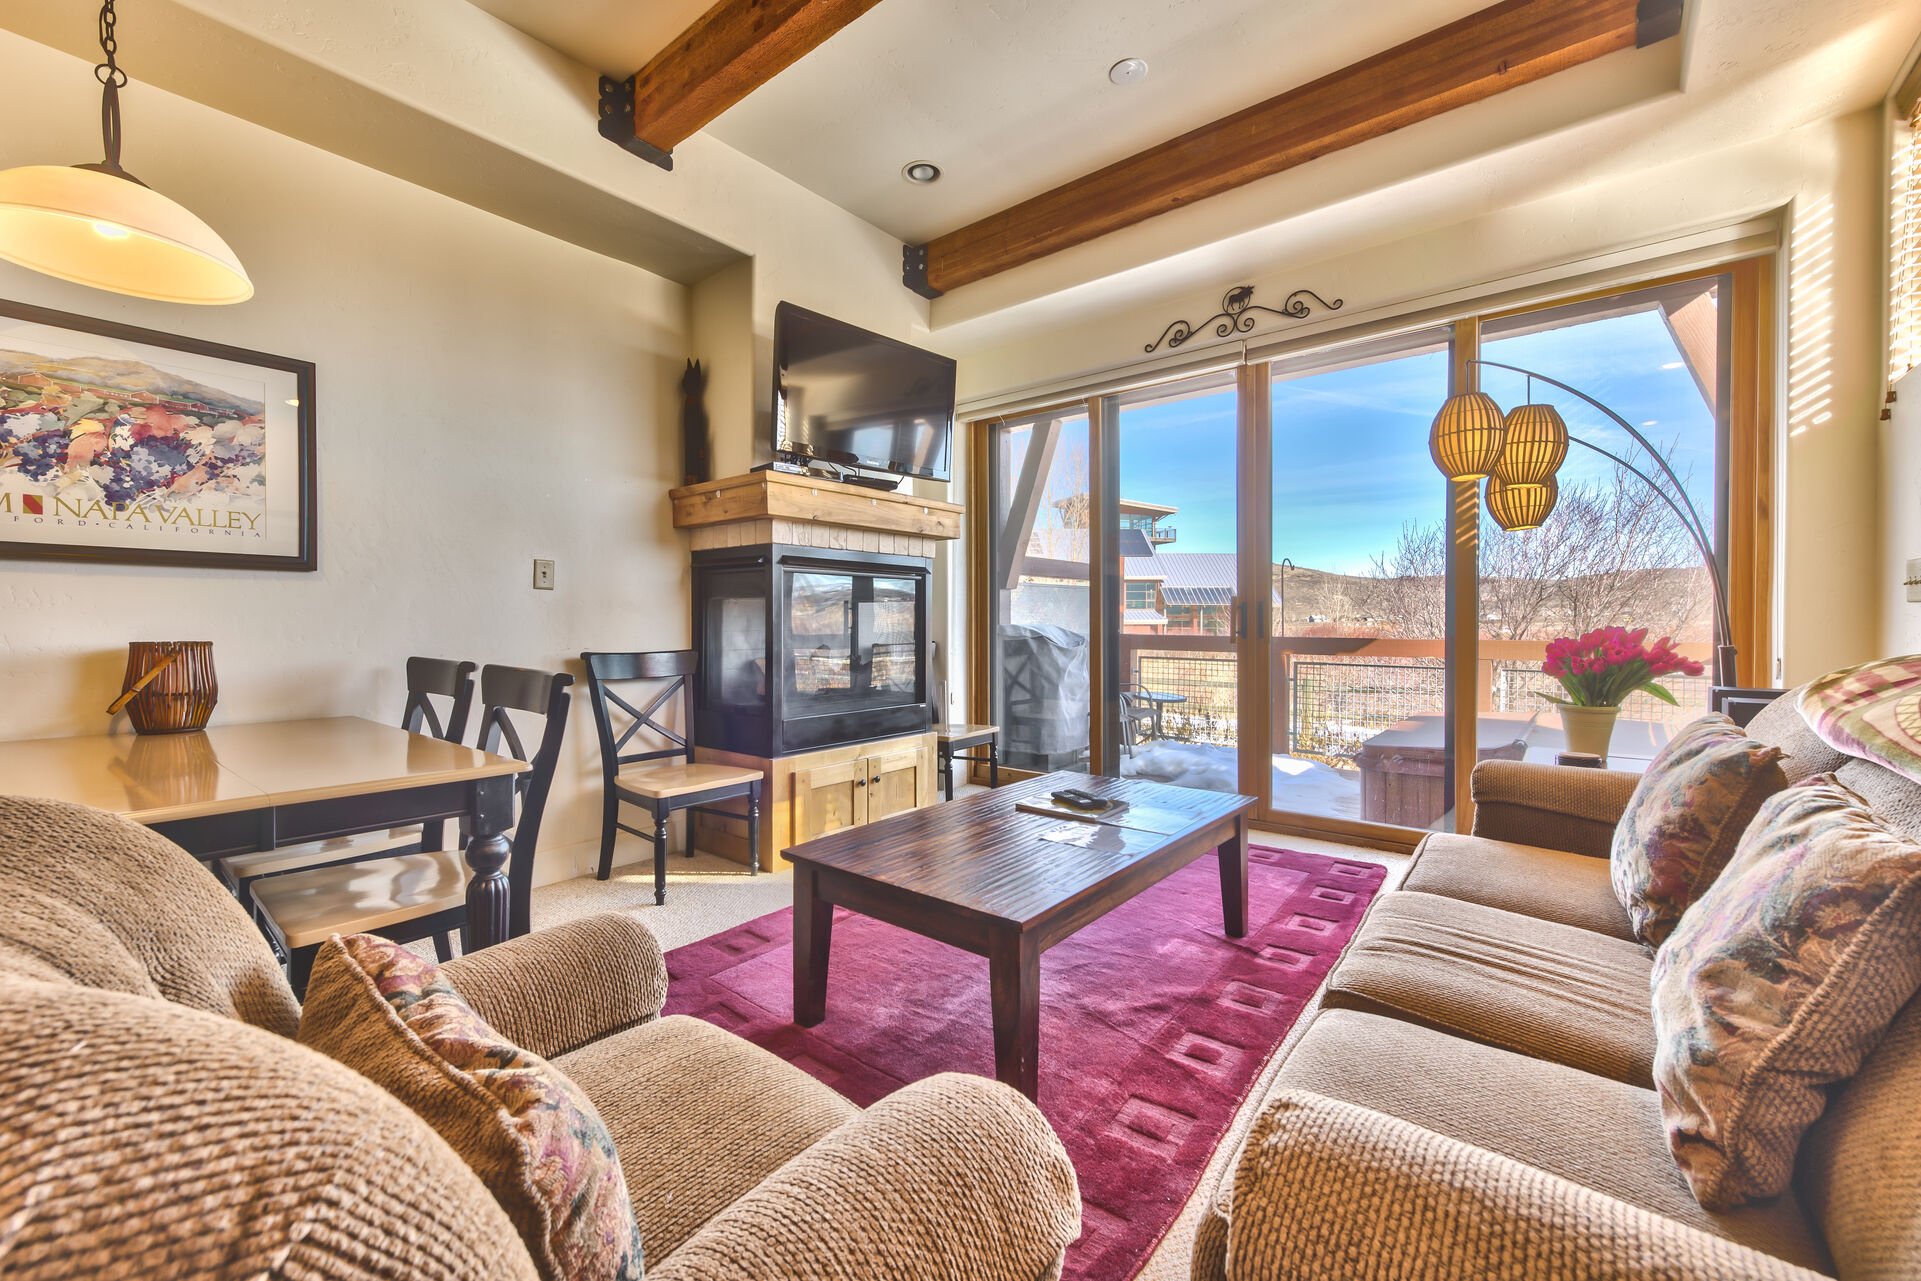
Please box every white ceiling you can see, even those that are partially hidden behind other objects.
[469,0,1490,244]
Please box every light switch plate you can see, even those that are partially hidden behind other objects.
[1908,558,1921,603]
[533,558,555,590]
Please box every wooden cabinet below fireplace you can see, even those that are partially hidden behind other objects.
[692,732,937,871]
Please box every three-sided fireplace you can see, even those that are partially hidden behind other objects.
[691,543,933,758]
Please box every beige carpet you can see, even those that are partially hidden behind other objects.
[528,826,1409,1279]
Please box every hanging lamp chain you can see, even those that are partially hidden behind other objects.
[94,0,129,173]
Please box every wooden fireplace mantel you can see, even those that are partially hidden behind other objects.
[670,471,963,541]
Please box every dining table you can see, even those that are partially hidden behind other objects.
[0,716,530,951]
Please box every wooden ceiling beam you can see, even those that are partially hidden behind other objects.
[600,0,886,169]
[908,0,1673,297]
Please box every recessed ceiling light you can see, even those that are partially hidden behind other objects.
[1109,57,1149,86]
[902,161,941,185]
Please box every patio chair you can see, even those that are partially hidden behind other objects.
[1119,683,1156,757]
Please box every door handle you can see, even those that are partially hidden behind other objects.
[1231,594,1247,640]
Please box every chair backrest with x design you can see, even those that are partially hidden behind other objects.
[580,650,699,785]
[474,664,573,938]
[403,657,478,744]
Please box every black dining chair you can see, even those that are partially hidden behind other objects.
[254,665,572,997]
[580,650,763,905]
[216,657,478,908]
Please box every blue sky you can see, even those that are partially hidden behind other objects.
[1109,308,1717,574]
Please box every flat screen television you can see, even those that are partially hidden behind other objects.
[773,301,956,482]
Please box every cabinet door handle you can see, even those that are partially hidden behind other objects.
[855,778,866,787]
[871,775,881,784]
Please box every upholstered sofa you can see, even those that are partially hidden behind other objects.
[0,796,1081,1280]
[1194,690,1920,1280]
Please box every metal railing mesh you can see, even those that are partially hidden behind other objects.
[1125,650,1712,768]
[1289,660,1445,767]
[1492,664,1711,727]
[1134,653,1238,744]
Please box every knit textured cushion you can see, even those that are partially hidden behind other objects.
[300,935,644,1281]
[1651,776,1921,1210]
[1610,715,1787,947]
[0,795,299,1035]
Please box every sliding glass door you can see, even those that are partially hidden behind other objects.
[1110,372,1243,793]
[1473,276,1728,770]
[1268,330,1456,830]
[977,263,1763,842]
[989,408,1094,773]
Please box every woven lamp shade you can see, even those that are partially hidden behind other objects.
[1485,475,1558,531]
[1493,403,1569,485]
[1428,391,1507,480]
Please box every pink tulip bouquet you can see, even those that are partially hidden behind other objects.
[1541,626,1705,708]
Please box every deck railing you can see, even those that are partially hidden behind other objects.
[1122,632,1713,769]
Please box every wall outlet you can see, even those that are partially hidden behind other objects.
[533,558,555,590]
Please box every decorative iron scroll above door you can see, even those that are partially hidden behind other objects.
[1144,285,1344,354]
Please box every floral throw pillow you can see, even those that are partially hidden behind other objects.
[299,935,644,1281]
[1651,776,1921,1209]
[1610,714,1787,947]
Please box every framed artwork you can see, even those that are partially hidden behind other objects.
[0,299,315,571]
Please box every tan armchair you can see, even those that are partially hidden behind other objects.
[0,796,1081,1281]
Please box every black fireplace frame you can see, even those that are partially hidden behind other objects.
[691,542,934,757]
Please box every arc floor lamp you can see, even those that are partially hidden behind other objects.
[1429,359,1737,687]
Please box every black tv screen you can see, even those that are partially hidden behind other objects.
[773,302,955,482]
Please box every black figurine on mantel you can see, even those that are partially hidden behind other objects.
[679,358,711,485]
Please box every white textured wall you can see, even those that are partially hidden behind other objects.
[0,33,692,883]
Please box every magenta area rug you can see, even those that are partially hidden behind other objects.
[662,845,1385,1281]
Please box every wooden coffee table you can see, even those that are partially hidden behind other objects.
[785,770,1256,1099]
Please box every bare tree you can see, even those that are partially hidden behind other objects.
[1361,523,1447,639]
[1364,465,1711,643]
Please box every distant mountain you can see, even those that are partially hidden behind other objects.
[0,348,261,417]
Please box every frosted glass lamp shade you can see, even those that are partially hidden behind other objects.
[1493,402,1569,485]
[1485,475,1558,531]
[1428,391,1507,480]
[0,164,251,305]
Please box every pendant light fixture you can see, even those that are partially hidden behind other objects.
[0,1,252,305]
[1493,400,1570,486]
[1485,475,1558,532]
[1427,390,1507,481]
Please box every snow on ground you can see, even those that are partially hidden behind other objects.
[1119,741,1362,819]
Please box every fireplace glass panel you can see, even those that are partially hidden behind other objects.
[782,569,923,717]
[703,567,769,713]
[789,572,854,702]
[869,576,918,696]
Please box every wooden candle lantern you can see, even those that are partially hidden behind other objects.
[110,641,218,734]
